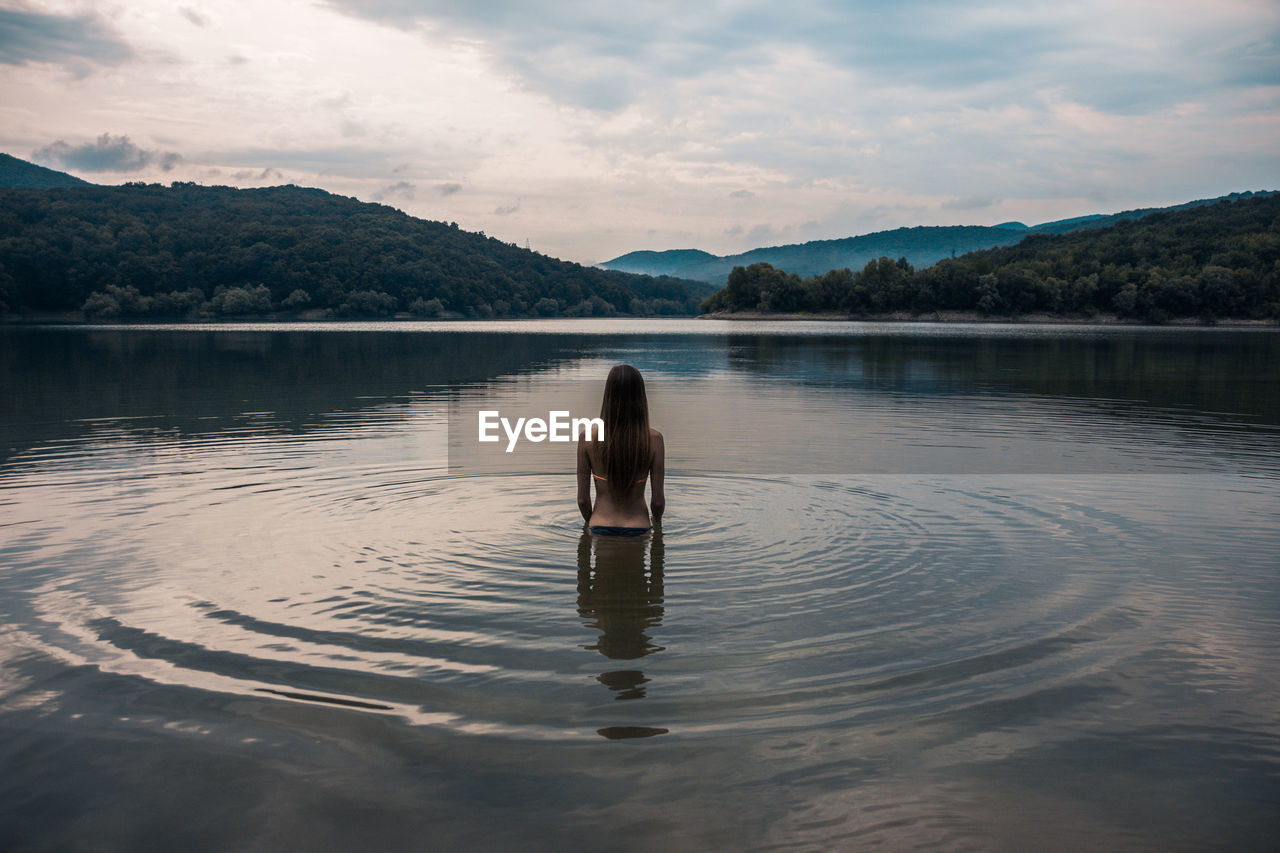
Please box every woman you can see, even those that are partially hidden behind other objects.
[577,364,664,535]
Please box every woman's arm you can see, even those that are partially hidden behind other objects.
[649,430,665,521]
[576,440,593,523]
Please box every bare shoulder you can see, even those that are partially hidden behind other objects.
[649,427,664,442]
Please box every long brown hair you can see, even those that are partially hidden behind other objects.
[599,364,651,496]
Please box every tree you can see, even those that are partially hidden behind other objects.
[211,284,271,315]
[757,267,805,313]
[724,264,763,311]
[82,290,120,318]
[338,289,397,316]
[409,296,445,317]
[282,288,311,309]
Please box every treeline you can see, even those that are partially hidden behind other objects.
[0,182,709,319]
[701,194,1280,322]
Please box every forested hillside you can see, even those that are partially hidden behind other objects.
[0,153,91,190]
[0,178,711,319]
[604,192,1274,285]
[701,194,1280,322]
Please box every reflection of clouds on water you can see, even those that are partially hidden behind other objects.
[4,405,1279,746]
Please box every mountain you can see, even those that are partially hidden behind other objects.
[0,161,712,319]
[0,153,91,189]
[602,192,1278,285]
[1025,192,1272,235]
[700,192,1280,322]
[603,248,718,277]
[602,225,1033,285]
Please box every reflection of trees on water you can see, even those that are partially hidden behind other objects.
[8,327,1273,463]
[0,328,721,459]
[576,526,665,701]
[724,332,1280,425]
[0,328,586,458]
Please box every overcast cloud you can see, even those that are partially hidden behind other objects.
[0,6,132,67]
[35,132,180,172]
[325,0,1273,113]
[1,0,1276,262]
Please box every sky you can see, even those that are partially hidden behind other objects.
[1,1,1278,264]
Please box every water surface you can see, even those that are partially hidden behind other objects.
[2,320,1278,850]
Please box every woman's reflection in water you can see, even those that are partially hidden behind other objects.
[577,523,666,705]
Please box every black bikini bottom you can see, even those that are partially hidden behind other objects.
[589,525,651,536]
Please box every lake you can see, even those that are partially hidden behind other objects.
[1,319,1278,851]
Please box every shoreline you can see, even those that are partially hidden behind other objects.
[697,310,1278,327]
[2,310,1276,328]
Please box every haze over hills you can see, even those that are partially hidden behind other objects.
[602,192,1277,285]
[0,155,713,319]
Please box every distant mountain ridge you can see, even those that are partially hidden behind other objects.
[0,153,91,189]
[602,192,1277,285]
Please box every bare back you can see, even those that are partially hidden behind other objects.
[576,428,665,527]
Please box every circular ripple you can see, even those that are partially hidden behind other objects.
[1,423,1184,741]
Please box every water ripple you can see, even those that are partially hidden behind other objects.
[8,417,1274,746]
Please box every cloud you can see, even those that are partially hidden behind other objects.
[230,167,283,182]
[942,196,1001,211]
[322,0,1274,116]
[314,2,1136,112]
[374,181,416,201]
[1,0,1266,264]
[323,0,743,111]
[295,2,1278,264]
[33,134,181,172]
[0,7,133,67]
